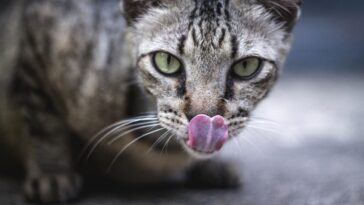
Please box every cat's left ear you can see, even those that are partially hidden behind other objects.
[120,0,164,25]
[259,0,302,31]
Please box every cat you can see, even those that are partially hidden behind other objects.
[0,0,301,203]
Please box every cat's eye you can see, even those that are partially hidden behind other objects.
[231,57,262,80]
[153,52,182,75]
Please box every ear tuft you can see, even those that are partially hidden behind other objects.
[120,0,162,25]
[259,0,301,31]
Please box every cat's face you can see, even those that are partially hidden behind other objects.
[122,0,301,158]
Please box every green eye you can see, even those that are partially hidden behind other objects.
[232,57,262,79]
[153,52,182,75]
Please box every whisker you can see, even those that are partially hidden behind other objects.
[107,120,160,139]
[85,120,159,160]
[246,125,283,135]
[107,123,160,145]
[84,115,158,151]
[248,121,282,129]
[107,127,166,172]
[249,116,281,126]
[238,133,263,154]
[161,133,175,155]
[146,129,171,154]
[233,137,244,154]
[247,127,276,144]
[79,121,124,160]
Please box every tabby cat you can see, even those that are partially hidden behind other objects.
[0,0,301,203]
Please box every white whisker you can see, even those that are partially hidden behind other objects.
[89,116,158,144]
[248,120,282,128]
[246,125,283,135]
[233,137,244,154]
[247,127,275,144]
[161,133,175,155]
[85,120,159,160]
[79,121,123,160]
[107,127,166,172]
[107,124,160,145]
[80,113,158,160]
[105,120,159,140]
[249,116,281,125]
[146,129,171,154]
[239,134,262,154]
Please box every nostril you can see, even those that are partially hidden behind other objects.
[186,114,195,122]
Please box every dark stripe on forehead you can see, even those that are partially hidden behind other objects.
[199,0,219,17]
[191,28,198,47]
[224,0,231,21]
[187,1,198,47]
[188,0,198,29]
[178,35,187,55]
[217,2,223,15]
[224,0,232,32]
[230,35,238,58]
[218,28,226,47]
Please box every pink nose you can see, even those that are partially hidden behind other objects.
[187,114,229,153]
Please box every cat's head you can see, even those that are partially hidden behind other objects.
[121,0,301,158]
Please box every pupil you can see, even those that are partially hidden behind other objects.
[242,61,248,69]
[167,54,172,66]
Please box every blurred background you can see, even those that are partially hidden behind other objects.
[247,0,364,147]
[288,0,364,72]
[0,0,364,205]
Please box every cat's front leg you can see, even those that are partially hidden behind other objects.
[22,113,83,203]
[24,169,82,203]
[186,160,242,188]
[13,76,83,203]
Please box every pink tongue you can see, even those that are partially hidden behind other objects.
[187,114,229,153]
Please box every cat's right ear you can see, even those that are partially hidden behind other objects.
[258,0,302,31]
[120,0,163,25]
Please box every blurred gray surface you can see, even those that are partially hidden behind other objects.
[1,74,364,205]
[1,141,364,205]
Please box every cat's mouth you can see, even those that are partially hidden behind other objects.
[181,114,229,158]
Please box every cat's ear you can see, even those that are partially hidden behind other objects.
[259,0,302,31]
[120,0,163,25]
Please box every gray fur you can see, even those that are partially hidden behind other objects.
[0,0,300,203]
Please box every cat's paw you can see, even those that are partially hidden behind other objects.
[187,160,241,188]
[24,172,83,203]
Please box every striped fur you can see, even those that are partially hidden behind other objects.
[129,0,298,148]
[0,0,300,202]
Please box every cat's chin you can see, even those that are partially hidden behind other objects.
[179,139,218,159]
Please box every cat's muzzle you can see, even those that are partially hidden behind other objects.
[186,114,229,155]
